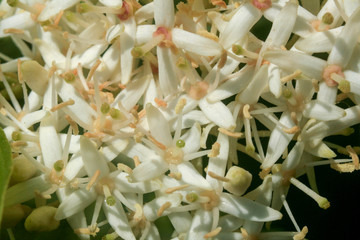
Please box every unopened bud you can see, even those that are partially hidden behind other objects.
[24,206,60,232]
[11,155,37,183]
[223,166,252,196]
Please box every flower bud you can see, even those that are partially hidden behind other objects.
[10,155,37,183]
[2,204,31,228]
[223,166,252,196]
[24,206,60,232]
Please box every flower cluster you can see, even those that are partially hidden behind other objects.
[1,0,360,239]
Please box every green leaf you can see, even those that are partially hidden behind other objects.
[0,127,12,227]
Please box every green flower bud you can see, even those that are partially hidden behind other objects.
[223,166,252,196]
[11,155,37,183]
[24,206,60,232]
[2,204,31,229]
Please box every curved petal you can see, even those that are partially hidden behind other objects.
[102,201,136,240]
[181,122,201,155]
[199,98,235,130]
[185,209,213,240]
[130,158,168,182]
[114,172,162,193]
[80,136,109,177]
[143,193,182,221]
[177,162,212,190]
[154,0,174,28]
[218,193,282,222]
[172,28,222,56]
[146,103,172,146]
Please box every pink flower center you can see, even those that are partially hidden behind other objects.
[153,27,173,48]
[251,0,272,11]
[117,1,132,21]
[322,65,344,87]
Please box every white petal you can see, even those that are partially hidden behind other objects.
[218,215,244,232]
[268,63,282,98]
[263,50,327,80]
[157,47,179,97]
[80,136,109,177]
[168,212,192,235]
[135,25,157,45]
[115,71,150,111]
[143,193,182,221]
[282,141,305,171]
[206,133,229,191]
[316,81,337,104]
[55,188,97,220]
[262,112,294,169]
[185,209,213,240]
[0,12,35,38]
[177,162,212,190]
[266,1,298,48]
[328,7,360,67]
[38,0,80,21]
[207,65,254,102]
[294,27,342,53]
[131,158,168,182]
[34,39,66,68]
[220,3,262,49]
[4,175,52,207]
[102,201,136,240]
[199,98,235,130]
[238,64,268,105]
[39,113,63,168]
[101,138,129,162]
[146,103,172,146]
[181,123,201,155]
[172,28,221,56]
[114,172,162,193]
[64,154,84,181]
[344,70,360,96]
[218,193,282,222]
[120,18,136,85]
[154,0,174,28]
[122,141,159,162]
[55,77,97,130]
[21,110,47,128]
[303,100,346,121]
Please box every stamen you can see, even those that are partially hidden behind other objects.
[74,226,100,236]
[259,167,271,179]
[240,228,249,238]
[165,184,189,194]
[154,97,167,108]
[289,177,330,209]
[11,141,27,148]
[3,28,25,34]
[243,104,252,119]
[208,142,220,157]
[65,115,79,135]
[148,135,167,150]
[50,99,75,112]
[346,145,360,170]
[293,226,309,240]
[157,202,171,217]
[208,171,229,182]
[232,44,259,59]
[168,172,182,180]
[281,194,300,232]
[175,98,187,114]
[218,128,243,138]
[86,170,101,191]
[282,126,300,134]
[281,70,302,83]
[133,156,141,167]
[117,163,133,174]
[210,0,227,8]
[204,227,221,239]
[217,50,227,69]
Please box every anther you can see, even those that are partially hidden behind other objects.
[65,115,79,135]
[208,142,220,157]
[218,128,243,138]
[157,202,171,217]
[86,170,100,191]
[346,145,359,170]
[117,163,133,174]
[175,98,187,114]
[208,171,229,182]
[165,184,189,194]
[282,126,300,134]
[243,104,252,119]
[50,99,75,112]
[281,70,302,83]
[204,227,222,239]
[133,156,141,167]
[154,97,167,108]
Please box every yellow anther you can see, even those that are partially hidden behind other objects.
[208,171,229,182]
[204,227,222,239]
[157,201,171,217]
[218,128,243,138]
[208,142,220,158]
[50,99,75,112]
[86,170,100,191]
[117,163,133,174]
[175,98,187,114]
[165,184,190,194]
[243,104,252,119]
